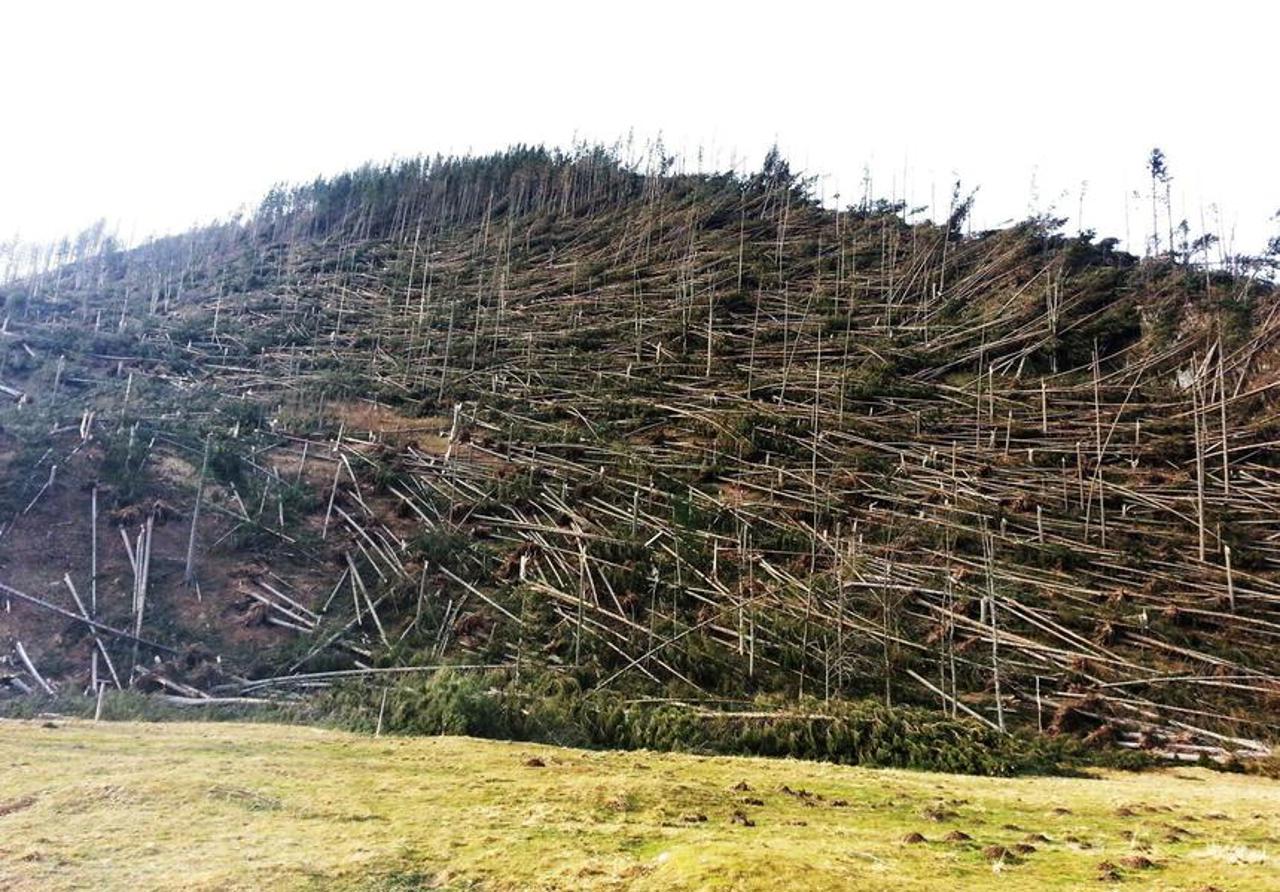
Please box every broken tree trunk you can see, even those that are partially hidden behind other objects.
[15,640,54,695]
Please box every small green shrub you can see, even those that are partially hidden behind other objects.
[317,669,1121,777]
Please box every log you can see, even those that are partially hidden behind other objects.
[0,581,175,654]
[159,695,277,707]
[14,640,54,695]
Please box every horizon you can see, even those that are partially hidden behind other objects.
[3,0,1277,259]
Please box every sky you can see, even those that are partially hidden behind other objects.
[2,0,1277,258]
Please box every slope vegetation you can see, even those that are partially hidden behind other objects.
[0,146,1277,759]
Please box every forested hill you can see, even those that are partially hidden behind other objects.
[0,146,1277,761]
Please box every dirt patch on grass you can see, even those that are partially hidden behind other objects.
[0,794,36,816]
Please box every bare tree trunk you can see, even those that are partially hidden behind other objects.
[1217,341,1230,495]
[184,434,212,584]
[982,525,1005,733]
[1224,544,1236,613]
[90,483,98,615]
[1193,365,1207,561]
[15,640,54,695]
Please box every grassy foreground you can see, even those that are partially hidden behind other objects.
[0,720,1276,891]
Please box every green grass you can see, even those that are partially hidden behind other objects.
[0,719,1277,890]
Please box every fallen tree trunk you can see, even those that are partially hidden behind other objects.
[0,581,176,655]
[158,695,278,707]
[14,640,54,695]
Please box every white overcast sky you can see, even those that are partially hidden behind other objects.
[2,0,1276,256]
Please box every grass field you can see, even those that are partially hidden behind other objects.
[0,719,1276,891]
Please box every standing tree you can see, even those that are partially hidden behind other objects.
[1147,148,1172,257]
[1267,209,1280,268]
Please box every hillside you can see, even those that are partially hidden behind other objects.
[2,719,1278,890]
[0,146,1278,760]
